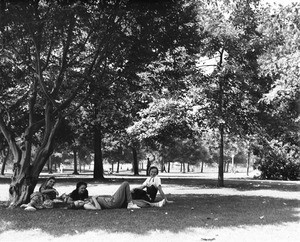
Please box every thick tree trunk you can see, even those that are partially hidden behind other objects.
[8,113,62,207]
[93,125,104,180]
[9,147,54,207]
[200,160,204,173]
[131,146,139,175]
[9,171,38,207]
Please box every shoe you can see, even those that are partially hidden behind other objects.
[24,206,36,211]
[127,202,141,209]
[152,199,165,208]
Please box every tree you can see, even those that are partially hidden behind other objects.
[71,0,203,178]
[0,0,130,207]
[195,0,271,186]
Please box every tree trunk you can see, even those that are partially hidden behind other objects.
[167,161,170,173]
[7,113,63,207]
[159,156,164,173]
[247,148,251,176]
[200,160,204,173]
[9,146,55,207]
[93,124,104,180]
[1,147,10,175]
[182,162,186,173]
[48,155,53,174]
[217,124,225,187]
[231,154,235,173]
[131,146,139,175]
[73,149,79,175]
[9,171,38,207]
[116,161,120,173]
[226,159,229,172]
[146,158,151,175]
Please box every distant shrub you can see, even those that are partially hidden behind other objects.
[254,140,300,180]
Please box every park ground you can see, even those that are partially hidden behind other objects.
[0,171,299,242]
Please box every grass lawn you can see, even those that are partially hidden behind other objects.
[0,173,299,242]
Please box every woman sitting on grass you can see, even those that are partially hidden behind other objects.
[131,166,173,203]
[20,176,59,211]
[71,181,166,210]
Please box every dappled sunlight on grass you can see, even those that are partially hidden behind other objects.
[0,222,299,242]
[0,220,13,233]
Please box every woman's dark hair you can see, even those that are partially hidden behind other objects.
[76,181,87,190]
[40,176,56,188]
[148,166,159,174]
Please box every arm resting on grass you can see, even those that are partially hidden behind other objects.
[157,185,174,203]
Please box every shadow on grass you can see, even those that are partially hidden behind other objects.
[0,194,299,237]
[1,176,299,194]
[125,177,300,193]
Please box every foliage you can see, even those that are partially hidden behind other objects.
[258,2,300,112]
[253,139,300,180]
[251,2,300,179]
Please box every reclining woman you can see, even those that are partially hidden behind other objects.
[72,181,165,210]
[20,176,59,211]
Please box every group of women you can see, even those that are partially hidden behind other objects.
[20,166,173,211]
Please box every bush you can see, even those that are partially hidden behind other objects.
[254,140,300,180]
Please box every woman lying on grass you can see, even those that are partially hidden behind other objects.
[20,176,59,211]
[71,181,166,210]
